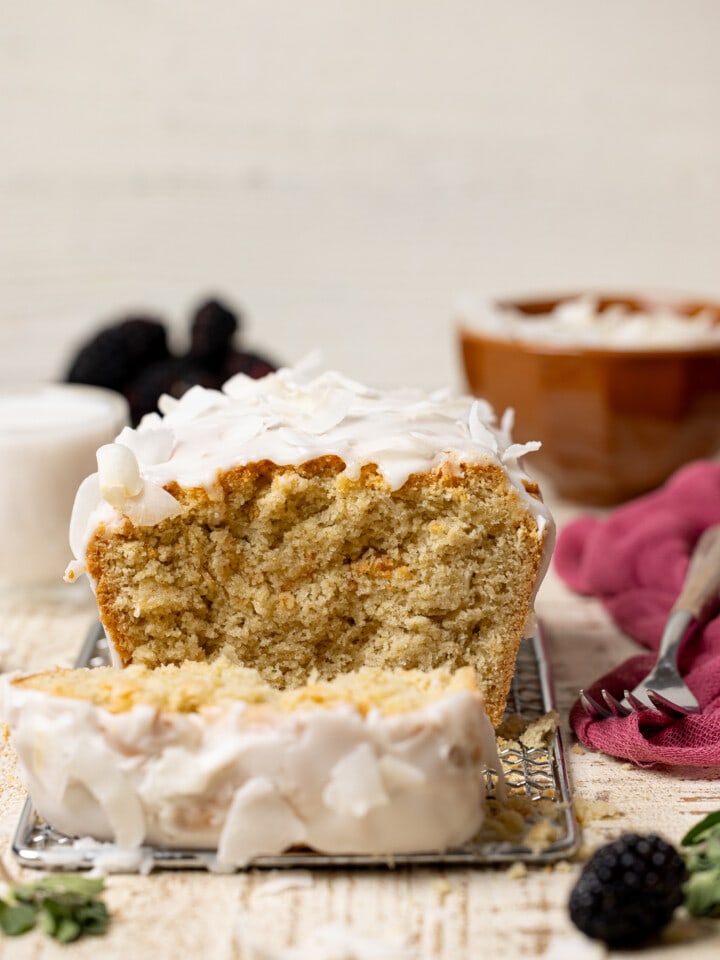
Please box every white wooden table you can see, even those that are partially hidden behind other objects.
[0,496,718,959]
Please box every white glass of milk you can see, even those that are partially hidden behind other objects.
[0,383,129,594]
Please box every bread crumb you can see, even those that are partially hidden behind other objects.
[553,860,572,873]
[507,862,527,879]
[496,735,521,753]
[571,743,586,756]
[480,796,566,853]
[497,711,559,749]
[573,796,622,824]
[525,818,562,852]
[621,762,633,770]
[575,843,595,862]
[519,711,559,749]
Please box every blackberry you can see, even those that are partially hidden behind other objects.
[188,299,239,370]
[569,833,687,947]
[124,357,222,424]
[66,317,169,391]
[116,318,169,367]
[223,349,276,381]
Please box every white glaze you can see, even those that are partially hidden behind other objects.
[66,362,552,578]
[3,679,499,865]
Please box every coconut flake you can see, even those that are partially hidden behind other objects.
[377,755,426,793]
[217,777,306,866]
[499,407,515,439]
[97,443,143,507]
[322,744,389,818]
[120,481,183,527]
[468,401,499,452]
[138,411,164,430]
[68,474,102,557]
[279,351,324,385]
[502,441,542,463]
[164,385,228,424]
[157,393,179,415]
[223,372,262,400]
[297,388,354,434]
[117,425,175,466]
[225,415,266,446]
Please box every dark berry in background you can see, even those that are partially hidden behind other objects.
[223,349,276,382]
[118,318,170,369]
[124,358,223,425]
[66,317,169,392]
[569,833,687,947]
[189,299,239,371]
[64,296,278,424]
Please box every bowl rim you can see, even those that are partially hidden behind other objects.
[457,289,720,359]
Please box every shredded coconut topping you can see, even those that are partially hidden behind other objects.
[66,361,549,573]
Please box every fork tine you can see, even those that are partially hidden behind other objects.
[601,689,631,717]
[624,688,681,716]
[579,689,613,720]
[646,689,699,717]
[624,689,651,713]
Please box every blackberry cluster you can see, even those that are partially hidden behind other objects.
[66,317,169,392]
[569,833,687,947]
[65,298,277,424]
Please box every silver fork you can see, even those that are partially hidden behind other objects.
[580,523,720,719]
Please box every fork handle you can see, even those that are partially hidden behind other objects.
[673,524,720,618]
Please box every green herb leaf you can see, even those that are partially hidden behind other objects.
[40,875,105,897]
[38,906,57,937]
[682,810,720,846]
[10,885,36,904]
[55,917,82,944]
[684,868,720,918]
[0,901,37,937]
[0,874,111,942]
[76,900,110,936]
[681,810,720,917]
[13,875,105,901]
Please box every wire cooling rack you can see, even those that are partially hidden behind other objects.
[13,622,578,871]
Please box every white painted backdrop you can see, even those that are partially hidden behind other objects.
[1,1,719,390]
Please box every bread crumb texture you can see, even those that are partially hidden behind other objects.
[13,660,480,717]
[86,458,545,726]
[479,795,566,853]
[519,711,559,749]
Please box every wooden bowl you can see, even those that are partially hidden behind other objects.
[458,294,720,505]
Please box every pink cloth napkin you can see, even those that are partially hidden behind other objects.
[554,461,720,768]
